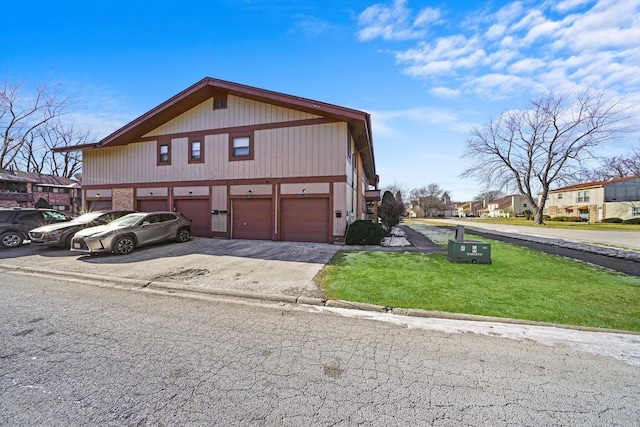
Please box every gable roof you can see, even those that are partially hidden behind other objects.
[489,195,513,209]
[0,169,80,187]
[550,176,640,192]
[61,77,376,183]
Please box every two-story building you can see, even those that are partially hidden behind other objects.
[486,195,530,217]
[58,77,378,243]
[0,169,81,215]
[544,176,640,221]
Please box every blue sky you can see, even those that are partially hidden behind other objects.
[2,0,639,201]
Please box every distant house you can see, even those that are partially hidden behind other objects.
[0,169,81,215]
[456,201,483,217]
[486,195,530,217]
[544,176,640,221]
[56,77,378,243]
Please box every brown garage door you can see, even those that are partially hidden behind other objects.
[137,199,168,212]
[281,198,330,243]
[232,199,272,240]
[175,199,210,237]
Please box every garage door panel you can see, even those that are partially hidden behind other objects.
[137,199,168,212]
[175,199,210,237]
[233,199,272,240]
[281,198,329,243]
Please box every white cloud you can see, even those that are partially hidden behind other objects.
[553,0,594,13]
[430,87,460,98]
[290,15,329,38]
[356,0,442,41]
[359,0,640,102]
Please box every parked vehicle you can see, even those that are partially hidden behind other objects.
[71,212,192,255]
[29,210,134,248]
[0,208,71,249]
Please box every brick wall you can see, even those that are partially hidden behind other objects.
[112,188,134,210]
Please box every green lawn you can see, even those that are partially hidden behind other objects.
[316,239,640,332]
[413,217,640,231]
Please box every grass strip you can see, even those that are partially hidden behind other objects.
[316,239,640,331]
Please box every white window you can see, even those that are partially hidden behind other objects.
[233,137,250,157]
[577,190,590,203]
[633,207,640,217]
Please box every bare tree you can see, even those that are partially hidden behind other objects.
[474,190,504,205]
[587,144,640,180]
[461,91,634,224]
[17,119,86,178]
[1,80,71,170]
[410,183,446,217]
[381,181,409,205]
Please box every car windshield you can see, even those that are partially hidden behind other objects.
[70,212,105,224]
[109,213,146,227]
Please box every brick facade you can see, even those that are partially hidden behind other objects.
[112,188,134,210]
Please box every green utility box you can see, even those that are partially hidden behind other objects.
[447,239,492,264]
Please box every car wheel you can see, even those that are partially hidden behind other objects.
[0,231,24,248]
[176,227,191,243]
[64,234,74,249]
[113,235,135,255]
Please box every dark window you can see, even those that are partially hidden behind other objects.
[158,139,171,165]
[16,211,41,221]
[213,96,228,110]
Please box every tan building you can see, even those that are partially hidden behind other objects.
[486,195,530,217]
[544,176,640,221]
[59,77,378,243]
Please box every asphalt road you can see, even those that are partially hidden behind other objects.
[2,273,639,426]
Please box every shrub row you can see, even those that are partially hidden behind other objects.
[602,218,624,223]
[623,218,640,225]
[345,220,385,245]
[548,216,585,222]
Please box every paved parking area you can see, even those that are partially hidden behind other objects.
[0,238,341,298]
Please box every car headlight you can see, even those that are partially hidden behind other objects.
[92,230,116,239]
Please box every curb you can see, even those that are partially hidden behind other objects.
[1,263,638,336]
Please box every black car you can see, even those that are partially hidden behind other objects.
[0,208,71,249]
[29,210,135,248]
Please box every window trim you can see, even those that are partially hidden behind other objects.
[157,138,172,166]
[229,132,254,161]
[188,137,204,164]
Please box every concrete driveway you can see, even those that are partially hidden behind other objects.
[0,238,341,298]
